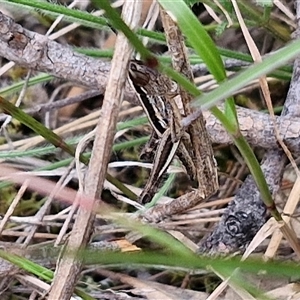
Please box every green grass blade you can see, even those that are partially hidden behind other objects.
[159,0,238,127]
[0,73,53,96]
[192,39,300,110]
[2,0,110,30]
[0,96,137,200]
[159,0,226,81]
[93,0,153,61]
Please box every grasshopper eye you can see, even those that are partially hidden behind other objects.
[129,61,149,86]
[128,61,138,78]
[170,81,178,93]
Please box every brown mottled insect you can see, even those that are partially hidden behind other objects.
[128,60,195,204]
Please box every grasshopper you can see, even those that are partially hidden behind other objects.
[127,7,218,221]
[128,60,200,205]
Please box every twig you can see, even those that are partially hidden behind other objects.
[0,11,137,103]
